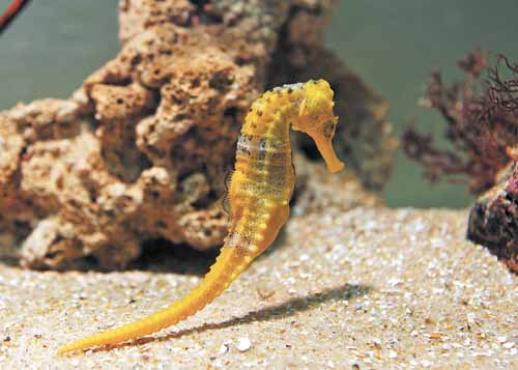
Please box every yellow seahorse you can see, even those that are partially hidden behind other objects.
[57,79,344,354]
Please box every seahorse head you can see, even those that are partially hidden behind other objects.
[294,79,344,173]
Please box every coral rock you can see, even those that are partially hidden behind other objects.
[0,0,395,269]
[467,163,518,272]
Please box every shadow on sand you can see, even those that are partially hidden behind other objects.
[92,282,371,353]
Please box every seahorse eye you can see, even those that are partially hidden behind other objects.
[322,119,337,139]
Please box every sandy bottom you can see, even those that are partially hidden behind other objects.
[0,207,516,369]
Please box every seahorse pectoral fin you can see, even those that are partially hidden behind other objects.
[308,130,344,174]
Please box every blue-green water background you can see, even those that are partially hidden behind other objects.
[1,1,517,208]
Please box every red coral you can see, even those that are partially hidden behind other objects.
[403,49,518,194]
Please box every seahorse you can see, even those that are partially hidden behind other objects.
[57,79,344,354]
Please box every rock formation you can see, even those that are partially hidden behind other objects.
[0,0,395,269]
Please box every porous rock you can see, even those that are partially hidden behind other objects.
[0,0,395,269]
